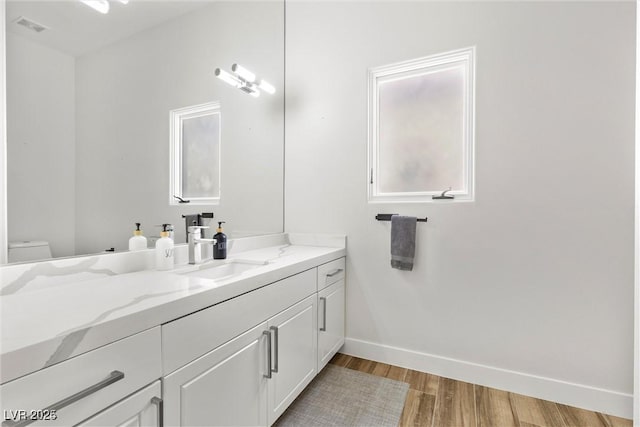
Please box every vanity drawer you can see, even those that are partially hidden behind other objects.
[317,258,345,291]
[0,327,161,427]
[162,268,317,375]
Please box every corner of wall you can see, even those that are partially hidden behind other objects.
[1,0,7,265]
[634,1,639,424]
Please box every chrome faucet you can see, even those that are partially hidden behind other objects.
[188,225,217,265]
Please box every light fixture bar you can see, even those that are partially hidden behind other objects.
[231,64,256,83]
[216,64,275,97]
[215,68,242,88]
[80,0,110,14]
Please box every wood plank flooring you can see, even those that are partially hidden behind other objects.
[328,353,632,427]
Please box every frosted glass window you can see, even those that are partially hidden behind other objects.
[170,102,221,205]
[181,114,220,198]
[368,48,475,202]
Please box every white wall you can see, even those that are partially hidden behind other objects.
[74,1,284,254]
[6,33,75,258]
[285,1,635,417]
[635,3,640,423]
[1,0,6,265]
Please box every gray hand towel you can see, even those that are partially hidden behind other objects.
[390,215,417,271]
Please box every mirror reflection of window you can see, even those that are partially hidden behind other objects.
[171,102,221,205]
[182,113,221,200]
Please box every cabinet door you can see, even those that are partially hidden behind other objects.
[163,322,269,427]
[318,280,346,370]
[0,328,161,427]
[78,381,162,427]
[267,294,317,425]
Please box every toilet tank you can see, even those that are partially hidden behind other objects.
[8,241,53,263]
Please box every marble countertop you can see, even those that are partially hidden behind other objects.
[0,235,345,385]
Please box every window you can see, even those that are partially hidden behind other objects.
[170,102,221,205]
[368,47,475,202]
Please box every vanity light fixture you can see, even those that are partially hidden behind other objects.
[215,63,276,97]
[80,0,130,14]
[214,69,242,88]
[231,64,256,83]
[258,80,276,95]
[81,0,110,14]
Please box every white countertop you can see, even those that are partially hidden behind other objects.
[0,237,345,385]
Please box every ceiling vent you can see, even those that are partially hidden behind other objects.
[13,16,49,33]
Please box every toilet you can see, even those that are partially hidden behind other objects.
[8,241,53,263]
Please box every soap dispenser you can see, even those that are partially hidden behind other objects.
[213,221,227,259]
[156,224,175,270]
[128,223,148,251]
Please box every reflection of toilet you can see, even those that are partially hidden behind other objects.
[8,241,52,263]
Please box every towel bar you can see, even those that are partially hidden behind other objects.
[375,214,428,222]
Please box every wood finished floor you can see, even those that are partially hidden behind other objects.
[328,353,632,427]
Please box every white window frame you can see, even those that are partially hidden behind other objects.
[367,47,476,203]
[169,101,221,206]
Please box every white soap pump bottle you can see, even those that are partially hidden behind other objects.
[128,222,148,251]
[156,223,175,270]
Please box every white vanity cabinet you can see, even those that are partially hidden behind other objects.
[77,381,162,427]
[0,327,162,427]
[163,322,269,426]
[266,294,317,425]
[317,258,346,371]
[161,269,318,427]
[0,251,346,427]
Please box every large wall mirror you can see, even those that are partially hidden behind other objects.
[4,0,285,263]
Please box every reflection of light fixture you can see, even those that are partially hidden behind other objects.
[81,0,110,14]
[81,0,130,14]
[215,63,276,97]
[231,64,256,83]
[214,69,242,88]
[258,80,276,95]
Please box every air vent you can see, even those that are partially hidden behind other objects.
[13,16,49,33]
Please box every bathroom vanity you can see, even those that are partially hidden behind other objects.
[0,234,345,427]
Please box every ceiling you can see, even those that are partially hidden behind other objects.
[6,0,211,57]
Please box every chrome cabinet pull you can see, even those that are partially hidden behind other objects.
[2,371,125,427]
[263,330,272,378]
[270,326,279,374]
[326,268,343,278]
[150,397,163,427]
[320,297,327,332]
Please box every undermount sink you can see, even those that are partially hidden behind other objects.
[180,259,267,281]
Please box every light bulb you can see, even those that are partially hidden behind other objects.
[258,79,276,95]
[80,0,110,14]
[215,68,242,88]
[231,64,256,83]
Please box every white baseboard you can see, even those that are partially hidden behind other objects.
[342,337,633,419]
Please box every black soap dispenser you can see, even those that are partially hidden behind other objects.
[213,221,227,259]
